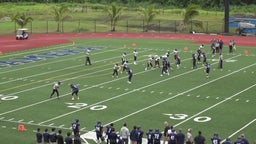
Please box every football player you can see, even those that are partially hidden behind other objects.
[205,62,210,78]
[145,55,153,70]
[95,121,104,144]
[85,50,91,65]
[72,119,80,137]
[126,67,133,84]
[218,53,223,70]
[112,63,119,78]
[161,57,169,76]
[50,81,61,99]
[121,52,127,65]
[70,84,79,100]
[210,132,221,144]
[133,50,138,65]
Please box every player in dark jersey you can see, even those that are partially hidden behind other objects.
[153,129,162,144]
[222,138,231,144]
[106,123,114,144]
[65,132,73,144]
[126,67,133,84]
[136,126,144,144]
[176,56,181,69]
[205,62,210,78]
[70,84,79,100]
[176,129,185,144]
[43,128,50,144]
[192,54,197,69]
[161,57,169,76]
[218,54,223,70]
[112,63,119,78]
[49,128,57,144]
[168,129,178,144]
[109,128,118,144]
[130,126,138,144]
[36,128,43,144]
[50,81,61,99]
[194,131,206,144]
[95,121,104,143]
[57,129,64,144]
[210,132,221,144]
[72,119,80,137]
[146,129,154,144]
[202,52,207,65]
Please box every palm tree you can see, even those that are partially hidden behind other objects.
[12,13,33,28]
[105,3,123,32]
[52,5,70,32]
[138,5,158,32]
[182,4,203,32]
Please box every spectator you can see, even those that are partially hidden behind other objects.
[43,128,50,144]
[194,131,206,144]
[120,123,129,144]
[57,130,64,144]
[36,128,43,144]
[64,132,73,144]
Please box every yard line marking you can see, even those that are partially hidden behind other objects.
[95,63,256,128]
[37,55,247,125]
[221,118,256,143]
[0,55,241,118]
[174,83,256,127]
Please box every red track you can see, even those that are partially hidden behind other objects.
[0,33,255,54]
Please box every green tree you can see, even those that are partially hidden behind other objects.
[138,5,158,32]
[52,5,70,32]
[105,3,123,31]
[182,4,203,32]
[12,13,33,28]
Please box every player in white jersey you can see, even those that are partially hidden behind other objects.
[133,50,138,65]
[50,81,61,99]
[145,55,153,70]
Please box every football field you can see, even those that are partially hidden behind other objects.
[0,37,256,144]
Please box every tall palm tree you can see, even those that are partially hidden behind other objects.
[52,5,70,32]
[182,4,203,32]
[138,5,158,32]
[12,13,33,28]
[105,3,122,32]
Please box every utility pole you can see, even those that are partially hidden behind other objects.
[224,0,229,33]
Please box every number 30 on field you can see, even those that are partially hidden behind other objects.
[163,113,211,122]
[66,103,107,110]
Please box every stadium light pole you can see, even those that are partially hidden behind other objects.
[224,0,229,34]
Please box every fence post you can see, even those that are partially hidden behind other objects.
[30,22,32,34]
[94,20,96,33]
[142,20,144,32]
[126,20,128,32]
[14,22,16,34]
[206,21,208,34]
[62,20,64,33]
[158,20,160,33]
[78,19,81,33]
[174,20,177,33]
[46,21,48,34]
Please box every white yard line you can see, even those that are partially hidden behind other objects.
[0,55,239,116]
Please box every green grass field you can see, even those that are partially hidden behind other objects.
[0,38,256,144]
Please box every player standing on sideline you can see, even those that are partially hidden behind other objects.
[222,138,231,144]
[85,50,91,65]
[72,119,80,137]
[133,50,138,65]
[205,62,210,79]
[95,121,104,144]
[218,53,223,70]
[106,123,114,144]
[146,129,154,144]
[162,121,170,144]
[112,63,119,78]
[176,129,185,144]
[186,129,192,144]
[136,126,144,144]
[154,129,162,144]
[50,81,61,99]
[210,132,221,144]
[43,128,50,144]
[126,67,133,84]
[194,131,206,144]
[36,128,43,144]
[65,132,73,144]
[70,84,79,100]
